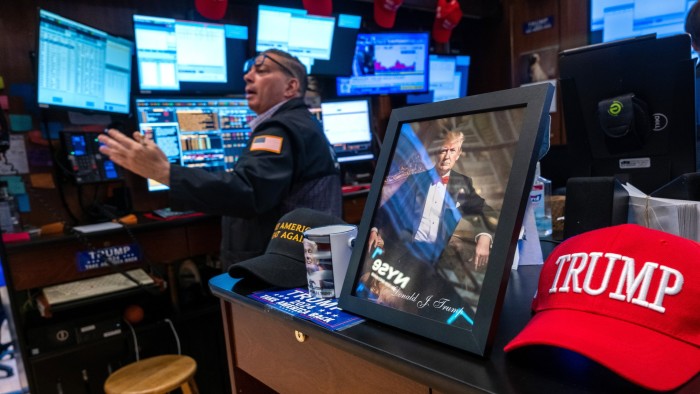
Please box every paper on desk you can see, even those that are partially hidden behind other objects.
[0,135,29,174]
[622,183,699,242]
[512,202,544,270]
[520,202,544,265]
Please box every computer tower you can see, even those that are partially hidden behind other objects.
[564,177,629,239]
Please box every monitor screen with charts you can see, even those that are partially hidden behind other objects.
[336,32,430,96]
[37,9,134,114]
[133,14,248,94]
[134,97,257,191]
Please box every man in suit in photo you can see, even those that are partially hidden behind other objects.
[357,129,497,323]
[369,129,495,269]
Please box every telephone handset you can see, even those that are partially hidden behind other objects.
[60,130,122,184]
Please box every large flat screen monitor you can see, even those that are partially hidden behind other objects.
[590,0,697,45]
[37,9,134,114]
[559,33,697,194]
[256,5,357,76]
[336,32,430,96]
[134,97,257,191]
[320,98,375,163]
[406,54,471,104]
[133,14,248,94]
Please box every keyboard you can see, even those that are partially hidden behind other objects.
[152,208,198,219]
[42,269,154,305]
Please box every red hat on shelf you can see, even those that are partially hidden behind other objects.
[374,0,404,29]
[504,224,700,391]
[302,0,333,17]
[195,0,228,20]
[432,0,463,43]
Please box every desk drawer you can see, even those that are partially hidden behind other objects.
[231,302,429,394]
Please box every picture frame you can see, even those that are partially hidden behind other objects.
[338,83,554,356]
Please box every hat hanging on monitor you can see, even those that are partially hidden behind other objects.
[504,224,700,391]
[432,0,463,43]
[374,0,404,29]
[195,0,228,20]
[302,0,333,17]
[228,208,346,288]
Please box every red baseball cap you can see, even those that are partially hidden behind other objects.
[374,0,404,29]
[302,0,333,17]
[195,0,228,20]
[432,0,463,43]
[504,224,700,391]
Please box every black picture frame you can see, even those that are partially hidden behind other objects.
[338,83,554,356]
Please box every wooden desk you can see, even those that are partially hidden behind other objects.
[342,189,368,225]
[6,214,221,291]
[210,267,700,394]
[1,214,222,394]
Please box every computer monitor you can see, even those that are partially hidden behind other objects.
[36,9,134,114]
[133,14,248,94]
[336,32,431,96]
[320,98,375,164]
[306,13,362,76]
[256,5,343,74]
[559,33,697,194]
[406,54,471,104]
[134,97,257,191]
[590,0,698,53]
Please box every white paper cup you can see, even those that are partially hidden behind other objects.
[303,224,357,298]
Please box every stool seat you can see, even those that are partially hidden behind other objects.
[104,355,198,394]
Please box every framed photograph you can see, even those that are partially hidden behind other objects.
[339,83,554,355]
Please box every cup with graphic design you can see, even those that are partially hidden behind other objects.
[303,224,357,298]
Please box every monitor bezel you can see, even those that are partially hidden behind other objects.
[36,8,134,116]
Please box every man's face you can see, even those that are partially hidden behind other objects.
[435,138,462,176]
[244,53,294,114]
[303,239,316,265]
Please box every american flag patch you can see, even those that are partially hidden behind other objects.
[250,135,283,154]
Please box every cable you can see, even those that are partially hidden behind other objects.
[124,320,140,362]
[163,318,181,355]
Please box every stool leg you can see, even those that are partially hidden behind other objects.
[188,377,200,394]
[180,378,199,394]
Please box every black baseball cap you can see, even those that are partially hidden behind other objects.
[228,208,346,288]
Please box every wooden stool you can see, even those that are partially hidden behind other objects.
[104,355,199,394]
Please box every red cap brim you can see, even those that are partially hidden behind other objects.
[432,21,452,43]
[505,309,700,391]
[303,0,333,17]
[195,0,228,20]
[374,0,399,28]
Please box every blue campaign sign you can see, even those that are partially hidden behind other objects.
[249,288,365,331]
[76,244,142,272]
[523,16,554,34]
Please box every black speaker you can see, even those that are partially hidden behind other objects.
[564,177,629,239]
